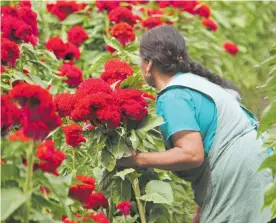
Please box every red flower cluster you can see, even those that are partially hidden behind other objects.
[194,4,211,18]
[1,2,38,45]
[54,93,76,117]
[1,95,22,136]
[114,89,148,121]
[46,37,80,61]
[90,212,110,223]
[110,22,135,47]
[108,7,137,26]
[63,124,86,147]
[68,26,88,46]
[96,1,120,12]
[201,18,218,32]
[85,192,109,209]
[36,140,66,175]
[223,41,239,56]
[1,38,20,67]
[46,1,86,21]
[142,17,163,30]
[9,83,61,140]
[63,212,110,223]
[58,63,83,88]
[8,129,29,142]
[100,59,134,85]
[76,78,112,96]
[116,201,132,215]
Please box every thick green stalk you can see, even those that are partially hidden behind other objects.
[132,178,147,223]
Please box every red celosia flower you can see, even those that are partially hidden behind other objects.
[108,7,137,26]
[63,124,86,147]
[142,17,163,30]
[90,212,110,223]
[63,43,81,61]
[85,192,108,209]
[157,1,172,8]
[18,4,39,37]
[58,63,83,87]
[100,59,134,85]
[114,89,148,121]
[76,78,112,97]
[46,37,66,59]
[71,93,121,128]
[148,9,164,16]
[110,22,135,47]
[201,18,218,32]
[54,93,76,117]
[40,186,50,195]
[1,66,6,73]
[96,1,120,12]
[76,175,96,185]
[105,45,116,54]
[194,4,211,18]
[67,26,88,46]
[1,38,20,67]
[1,6,19,17]
[172,0,198,14]
[46,1,85,21]
[62,219,79,223]
[116,201,132,215]
[19,0,32,8]
[8,129,29,142]
[223,41,239,56]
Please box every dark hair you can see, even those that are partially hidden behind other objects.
[140,25,239,92]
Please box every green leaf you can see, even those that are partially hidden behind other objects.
[137,114,165,134]
[148,205,171,223]
[258,55,276,68]
[112,179,131,204]
[61,13,86,25]
[139,193,172,205]
[262,182,276,209]
[1,164,20,181]
[103,35,123,52]
[259,102,276,134]
[101,148,116,172]
[129,130,141,150]
[1,188,32,221]
[120,75,142,89]
[114,168,135,180]
[87,52,113,76]
[109,137,125,159]
[258,152,276,177]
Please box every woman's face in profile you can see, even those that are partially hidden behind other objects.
[139,56,155,87]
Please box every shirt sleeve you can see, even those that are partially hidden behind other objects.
[156,88,200,143]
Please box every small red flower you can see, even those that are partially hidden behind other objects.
[96,1,120,12]
[201,18,218,32]
[142,17,163,30]
[90,212,110,223]
[58,63,83,87]
[105,45,116,54]
[1,65,6,73]
[116,201,132,215]
[194,4,211,18]
[67,26,88,46]
[223,41,239,56]
[46,37,66,59]
[54,93,76,117]
[8,130,29,142]
[110,22,135,47]
[108,7,137,26]
[63,124,86,147]
[76,175,96,185]
[1,38,20,67]
[85,192,108,209]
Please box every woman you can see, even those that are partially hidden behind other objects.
[118,25,273,222]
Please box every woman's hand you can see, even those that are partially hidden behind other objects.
[117,150,139,168]
[192,205,200,223]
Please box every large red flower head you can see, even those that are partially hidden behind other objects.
[201,18,218,32]
[116,201,132,215]
[90,212,110,223]
[19,0,32,8]
[223,41,239,56]
[46,37,66,59]
[63,124,86,147]
[1,6,19,17]
[96,0,120,12]
[68,26,88,46]
[110,22,135,47]
[100,59,134,85]
[46,1,85,21]
[71,93,121,129]
[63,43,81,61]
[1,38,20,67]
[85,192,108,209]
[194,4,211,18]
[114,89,148,121]
[172,0,198,14]
[108,7,137,26]
[58,63,83,87]
[54,93,76,117]
[18,4,39,36]
[142,17,163,30]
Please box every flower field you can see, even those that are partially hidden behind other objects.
[1,1,276,223]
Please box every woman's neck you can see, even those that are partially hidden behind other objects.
[155,74,175,91]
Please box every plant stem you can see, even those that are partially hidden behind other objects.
[132,178,147,223]
[23,140,35,223]
[124,215,127,223]
[72,148,76,170]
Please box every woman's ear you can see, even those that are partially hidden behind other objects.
[146,60,153,73]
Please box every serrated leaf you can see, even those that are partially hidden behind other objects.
[101,148,116,172]
[61,13,86,25]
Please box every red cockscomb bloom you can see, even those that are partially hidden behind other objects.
[68,26,88,46]
[18,4,39,37]
[8,129,29,142]
[100,59,134,85]
[71,93,121,128]
[46,37,66,59]
[157,1,172,8]
[85,192,108,209]
[108,7,137,26]
[201,18,218,32]
[76,175,96,185]
[1,6,19,16]
[142,17,163,30]
[63,124,86,147]
[76,78,112,97]
[114,89,148,121]
[223,41,239,56]
[1,38,20,67]
[110,22,135,47]
[54,93,76,117]
[19,0,32,8]
[105,45,116,54]
[116,201,132,215]
[96,1,120,12]
[148,9,164,16]
[172,1,198,14]
[58,63,83,87]
[63,43,81,61]
[90,212,110,223]
[1,66,6,73]
[195,4,211,18]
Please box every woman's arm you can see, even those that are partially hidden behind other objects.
[117,130,204,171]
